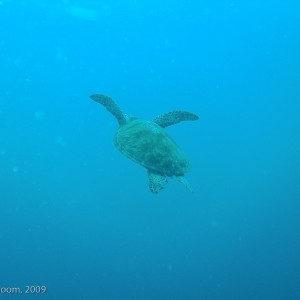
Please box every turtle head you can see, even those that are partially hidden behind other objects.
[125,115,139,123]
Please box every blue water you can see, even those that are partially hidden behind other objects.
[1,1,300,299]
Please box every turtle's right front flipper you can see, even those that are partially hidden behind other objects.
[90,94,126,126]
[153,110,199,128]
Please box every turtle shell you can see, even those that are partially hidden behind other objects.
[114,118,190,177]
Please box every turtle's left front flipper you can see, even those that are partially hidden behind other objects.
[90,94,126,126]
[153,110,199,128]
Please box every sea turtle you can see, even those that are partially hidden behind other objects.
[90,93,199,193]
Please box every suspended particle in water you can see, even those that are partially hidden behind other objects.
[12,166,19,173]
[34,110,45,121]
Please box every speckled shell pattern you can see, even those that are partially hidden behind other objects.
[114,119,190,177]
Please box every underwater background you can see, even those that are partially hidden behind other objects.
[1,0,300,299]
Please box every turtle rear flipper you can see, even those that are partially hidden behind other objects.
[148,171,168,193]
[90,94,126,126]
[176,176,193,192]
[153,110,199,128]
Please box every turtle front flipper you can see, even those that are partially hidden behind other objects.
[148,171,168,193]
[153,110,199,128]
[90,94,126,126]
